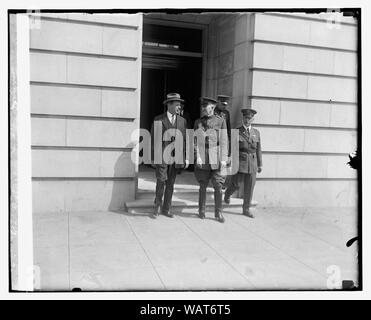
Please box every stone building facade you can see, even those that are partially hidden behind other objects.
[25,12,358,212]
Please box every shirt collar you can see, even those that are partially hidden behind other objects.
[243,124,252,132]
[167,111,176,121]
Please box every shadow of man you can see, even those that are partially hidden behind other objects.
[108,149,135,212]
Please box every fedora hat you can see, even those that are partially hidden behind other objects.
[163,93,184,104]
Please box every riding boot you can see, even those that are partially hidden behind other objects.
[214,188,225,223]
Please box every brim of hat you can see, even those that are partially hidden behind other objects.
[200,100,217,104]
[241,108,257,114]
[163,98,184,104]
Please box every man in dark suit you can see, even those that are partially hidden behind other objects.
[151,93,189,218]
[194,97,228,223]
[224,107,262,218]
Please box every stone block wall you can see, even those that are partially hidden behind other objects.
[205,12,358,207]
[30,13,143,212]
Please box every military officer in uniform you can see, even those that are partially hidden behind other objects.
[224,107,262,218]
[151,93,189,219]
[194,97,228,223]
[215,95,232,189]
[215,95,231,152]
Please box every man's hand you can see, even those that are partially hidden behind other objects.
[220,161,227,168]
[257,167,262,173]
[184,160,189,169]
[196,157,203,166]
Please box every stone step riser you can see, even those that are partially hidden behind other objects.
[125,203,246,214]
[124,194,257,213]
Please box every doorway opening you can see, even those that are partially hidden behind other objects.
[140,58,202,132]
[140,22,204,131]
[138,18,206,193]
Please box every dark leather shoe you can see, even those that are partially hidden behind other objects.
[224,194,230,204]
[243,210,254,218]
[199,211,205,219]
[215,212,225,223]
[163,211,174,218]
[153,205,161,218]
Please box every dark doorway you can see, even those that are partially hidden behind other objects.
[140,57,202,132]
[139,21,204,177]
[140,21,204,133]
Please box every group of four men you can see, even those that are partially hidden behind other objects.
[150,93,263,223]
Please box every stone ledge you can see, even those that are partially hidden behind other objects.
[125,195,257,214]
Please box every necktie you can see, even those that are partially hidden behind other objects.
[201,116,209,129]
[171,115,175,125]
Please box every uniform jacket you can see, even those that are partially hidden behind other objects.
[215,109,231,140]
[237,126,262,174]
[194,115,228,170]
[151,113,188,169]
[215,108,231,155]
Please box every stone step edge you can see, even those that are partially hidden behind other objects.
[138,188,215,194]
[124,199,258,210]
[137,194,227,200]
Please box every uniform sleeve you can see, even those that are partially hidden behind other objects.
[257,130,263,167]
[226,111,232,156]
[193,120,200,161]
[220,118,228,162]
[182,117,189,163]
[226,111,231,138]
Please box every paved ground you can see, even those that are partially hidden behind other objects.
[33,206,359,291]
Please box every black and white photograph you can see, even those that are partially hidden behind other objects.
[3,1,369,300]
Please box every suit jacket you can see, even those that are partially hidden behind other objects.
[194,115,228,170]
[151,113,188,168]
[237,126,262,174]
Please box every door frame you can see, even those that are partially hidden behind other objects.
[142,16,208,97]
[135,17,209,198]
[10,13,34,291]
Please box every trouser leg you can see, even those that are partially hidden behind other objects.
[155,180,165,207]
[163,165,177,212]
[198,184,207,216]
[214,188,223,214]
[242,173,256,212]
[194,168,210,217]
[154,165,168,207]
[211,170,225,222]
[224,173,239,200]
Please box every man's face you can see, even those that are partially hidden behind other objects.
[177,105,184,115]
[218,101,228,111]
[167,101,181,115]
[242,112,255,126]
[201,103,215,117]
